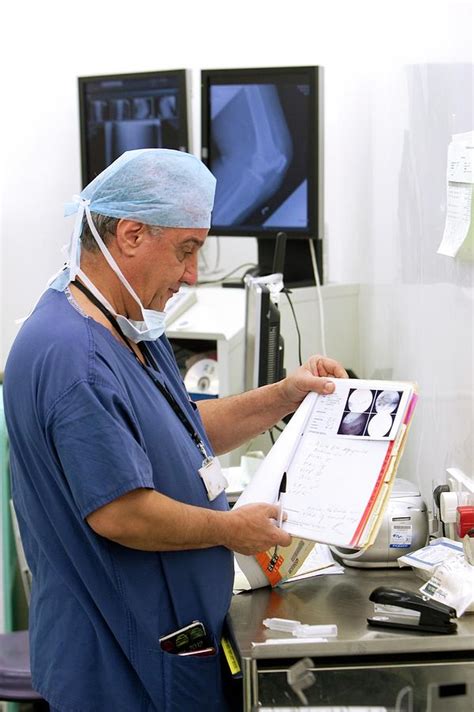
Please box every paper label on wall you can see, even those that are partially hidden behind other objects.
[447,138,473,183]
[438,183,474,257]
[438,132,474,257]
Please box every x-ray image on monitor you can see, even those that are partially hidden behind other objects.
[202,67,321,239]
[211,84,296,225]
[79,70,189,186]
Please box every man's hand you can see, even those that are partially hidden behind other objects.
[223,503,292,556]
[278,355,348,412]
[198,354,348,455]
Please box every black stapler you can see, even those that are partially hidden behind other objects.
[367,586,457,634]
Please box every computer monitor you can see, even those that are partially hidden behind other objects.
[201,66,323,285]
[79,69,190,186]
[244,274,285,390]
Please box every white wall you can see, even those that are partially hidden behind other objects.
[358,60,473,502]
[1,0,472,504]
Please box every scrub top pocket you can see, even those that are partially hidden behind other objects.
[162,641,226,712]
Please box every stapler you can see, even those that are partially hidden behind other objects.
[367,586,457,634]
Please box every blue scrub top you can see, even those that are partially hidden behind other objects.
[3,289,234,712]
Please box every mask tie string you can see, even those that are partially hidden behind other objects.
[14,196,89,326]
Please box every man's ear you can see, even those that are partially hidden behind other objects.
[114,220,147,257]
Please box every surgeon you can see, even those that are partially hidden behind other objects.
[3,149,347,712]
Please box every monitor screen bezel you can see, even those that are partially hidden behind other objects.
[78,68,190,188]
[201,65,323,241]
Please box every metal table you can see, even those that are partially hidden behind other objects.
[229,568,474,711]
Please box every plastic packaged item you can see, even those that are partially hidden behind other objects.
[419,555,474,616]
[262,618,338,638]
[464,533,474,565]
[397,537,464,581]
[292,624,338,638]
[262,617,301,632]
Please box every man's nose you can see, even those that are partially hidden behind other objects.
[182,253,199,285]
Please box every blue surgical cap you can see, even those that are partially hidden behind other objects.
[64,149,216,229]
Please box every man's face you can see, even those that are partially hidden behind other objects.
[134,226,208,311]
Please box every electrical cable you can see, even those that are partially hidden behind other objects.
[433,484,450,537]
[198,243,210,273]
[197,262,257,285]
[213,236,221,273]
[308,238,327,357]
[283,288,303,367]
[198,236,221,276]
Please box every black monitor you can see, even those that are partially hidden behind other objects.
[201,66,324,285]
[79,69,190,186]
[244,275,285,390]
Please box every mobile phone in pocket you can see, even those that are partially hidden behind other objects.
[159,620,211,654]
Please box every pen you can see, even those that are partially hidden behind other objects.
[278,471,287,500]
[277,472,286,527]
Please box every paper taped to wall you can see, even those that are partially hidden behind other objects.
[438,131,474,258]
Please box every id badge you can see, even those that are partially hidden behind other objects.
[198,457,228,501]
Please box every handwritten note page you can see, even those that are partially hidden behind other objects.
[282,428,389,546]
[278,379,414,546]
[234,379,415,583]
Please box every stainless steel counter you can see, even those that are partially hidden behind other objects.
[229,568,474,659]
[229,568,474,710]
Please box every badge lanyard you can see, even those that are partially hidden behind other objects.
[71,280,227,499]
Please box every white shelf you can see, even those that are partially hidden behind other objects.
[166,287,245,341]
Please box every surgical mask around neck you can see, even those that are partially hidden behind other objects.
[67,197,166,343]
[77,271,167,343]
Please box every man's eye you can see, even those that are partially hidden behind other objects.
[179,249,193,261]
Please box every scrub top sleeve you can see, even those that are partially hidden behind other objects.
[47,378,154,518]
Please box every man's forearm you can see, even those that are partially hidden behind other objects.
[197,382,291,455]
[87,488,227,551]
[86,488,291,555]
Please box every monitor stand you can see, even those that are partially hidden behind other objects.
[220,236,323,289]
[257,238,323,287]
